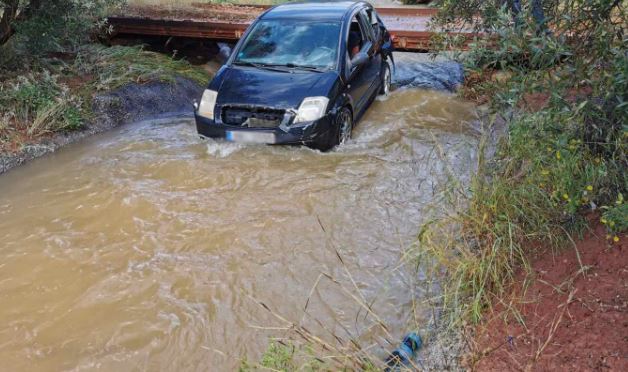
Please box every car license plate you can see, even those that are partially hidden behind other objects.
[226,131,275,144]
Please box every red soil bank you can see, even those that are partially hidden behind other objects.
[470,221,627,371]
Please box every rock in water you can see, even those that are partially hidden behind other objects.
[392,53,464,92]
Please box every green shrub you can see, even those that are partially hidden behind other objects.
[0,0,124,68]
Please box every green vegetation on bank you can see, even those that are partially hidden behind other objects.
[420,0,627,326]
[0,0,209,153]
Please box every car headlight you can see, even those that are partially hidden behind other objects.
[293,97,329,123]
[197,89,218,119]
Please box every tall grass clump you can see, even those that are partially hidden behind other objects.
[0,72,83,150]
[419,0,627,326]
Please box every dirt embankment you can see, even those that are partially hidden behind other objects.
[0,77,203,175]
[468,220,627,371]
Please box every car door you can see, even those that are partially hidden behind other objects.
[345,12,372,114]
[358,8,382,100]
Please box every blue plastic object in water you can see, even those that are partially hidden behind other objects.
[385,332,423,370]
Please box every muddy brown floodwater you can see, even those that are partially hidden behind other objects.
[0,88,479,371]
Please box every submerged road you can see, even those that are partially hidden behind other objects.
[0,58,480,370]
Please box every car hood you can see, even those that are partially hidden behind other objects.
[215,66,339,109]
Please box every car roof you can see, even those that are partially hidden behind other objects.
[260,1,370,22]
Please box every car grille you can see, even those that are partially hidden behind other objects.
[221,106,287,128]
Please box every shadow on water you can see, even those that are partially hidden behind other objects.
[0,56,479,370]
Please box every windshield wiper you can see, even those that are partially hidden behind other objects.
[233,61,292,73]
[266,63,326,73]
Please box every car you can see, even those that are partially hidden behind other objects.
[194,0,394,151]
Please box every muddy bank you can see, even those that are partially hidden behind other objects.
[0,77,203,175]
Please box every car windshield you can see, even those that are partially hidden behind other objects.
[235,20,340,70]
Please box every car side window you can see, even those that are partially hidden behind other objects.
[367,9,381,40]
[359,9,377,41]
[347,14,366,60]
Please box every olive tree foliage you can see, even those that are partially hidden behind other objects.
[0,0,123,53]
[434,0,625,65]
[435,0,623,35]
[434,0,626,182]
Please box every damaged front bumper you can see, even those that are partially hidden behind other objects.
[194,111,333,147]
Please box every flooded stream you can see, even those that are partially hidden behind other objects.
[0,86,479,370]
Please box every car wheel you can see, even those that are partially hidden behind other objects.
[334,107,353,149]
[379,61,391,96]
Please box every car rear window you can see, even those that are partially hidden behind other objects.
[235,20,341,70]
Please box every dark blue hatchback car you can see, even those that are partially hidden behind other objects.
[194,1,393,150]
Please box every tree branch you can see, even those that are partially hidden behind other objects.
[0,0,19,45]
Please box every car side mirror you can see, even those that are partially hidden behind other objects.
[350,52,368,70]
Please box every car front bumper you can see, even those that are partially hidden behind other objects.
[194,112,334,147]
